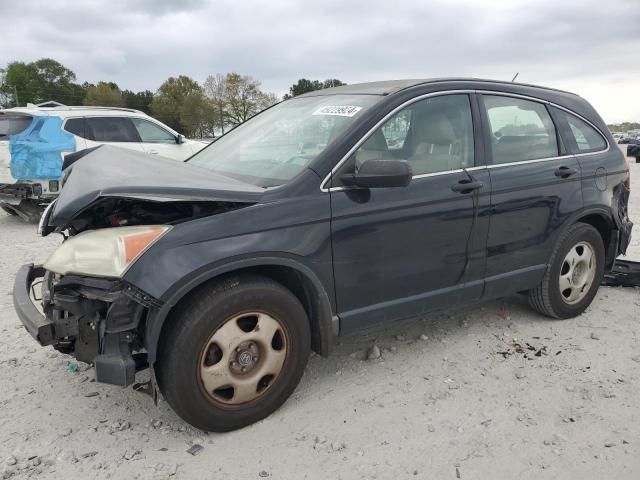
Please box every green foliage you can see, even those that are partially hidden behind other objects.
[4,58,82,106]
[1,57,336,139]
[284,78,346,99]
[83,81,125,107]
[607,122,640,132]
[151,75,209,136]
[122,89,154,114]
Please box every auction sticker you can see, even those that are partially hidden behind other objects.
[312,105,362,117]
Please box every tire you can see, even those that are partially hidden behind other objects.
[156,275,310,432]
[528,223,605,319]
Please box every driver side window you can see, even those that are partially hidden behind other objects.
[353,94,475,176]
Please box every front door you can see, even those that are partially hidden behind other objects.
[132,118,192,160]
[329,93,488,331]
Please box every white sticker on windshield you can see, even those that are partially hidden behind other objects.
[312,105,362,117]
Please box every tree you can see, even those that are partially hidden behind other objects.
[83,81,125,107]
[151,75,206,136]
[122,89,154,114]
[4,58,81,106]
[203,72,279,132]
[203,73,228,134]
[283,78,346,99]
[608,122,640,132]
[0,68,13,108]
[179,94,217,139]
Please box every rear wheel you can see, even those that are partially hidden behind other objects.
[156,275,310,432]
[528,223,605,319]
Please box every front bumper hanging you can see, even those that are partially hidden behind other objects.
[13,264,55,346]
[13,263,159,387]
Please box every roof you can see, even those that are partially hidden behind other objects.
[298,78,579,98]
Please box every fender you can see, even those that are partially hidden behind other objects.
[144,255,337,364]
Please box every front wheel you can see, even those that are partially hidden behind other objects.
[528,223,605,319]
[156,275,310,432]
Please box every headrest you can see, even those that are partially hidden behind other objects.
[414,109,457,145]
[361,128,389,151]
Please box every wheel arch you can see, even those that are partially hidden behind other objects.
[145,257,337,365]
[573,208,618,268]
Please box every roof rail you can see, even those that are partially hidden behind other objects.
[23,105,144,114]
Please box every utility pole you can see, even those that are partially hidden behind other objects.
[13,85,18,106]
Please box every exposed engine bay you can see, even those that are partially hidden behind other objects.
[52,197,252,235]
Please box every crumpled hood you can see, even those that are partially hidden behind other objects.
[49,145,264,228]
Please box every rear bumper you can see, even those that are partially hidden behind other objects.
[602,260,640,287]
[12,264,55,346]
[0,182,59,200]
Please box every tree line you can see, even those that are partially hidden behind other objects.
[607,122,640,133]
[0,58,346,138]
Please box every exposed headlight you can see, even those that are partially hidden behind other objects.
[44,225,171,278]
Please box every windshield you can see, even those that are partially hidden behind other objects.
[188,94,381,187]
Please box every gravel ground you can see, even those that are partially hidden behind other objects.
[1,151,639,480]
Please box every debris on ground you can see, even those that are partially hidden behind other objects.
[186,444,204,456]
[367,344,381,360]
[496,340,548,359]
[67,361,80,373]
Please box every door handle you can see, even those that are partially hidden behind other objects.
[451,180,483,193]
[554,166,577,178]
[148,150,159,154]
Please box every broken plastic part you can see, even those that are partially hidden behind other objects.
[602,260,640,287]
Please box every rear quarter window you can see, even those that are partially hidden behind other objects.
[553,109,607,153]
[0,115,33,140]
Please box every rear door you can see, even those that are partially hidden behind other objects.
[478,93,583,298]
[0,113,33,184]
[83,116,145,153]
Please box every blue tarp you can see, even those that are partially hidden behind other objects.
[9,116,76,180]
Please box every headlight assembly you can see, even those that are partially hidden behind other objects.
[44,225,171,278]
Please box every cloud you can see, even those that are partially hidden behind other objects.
[0,0,638,122]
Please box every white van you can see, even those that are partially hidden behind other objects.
[0,105,206,219]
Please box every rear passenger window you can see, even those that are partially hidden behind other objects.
[482,95,558,164]
[85,117,141,143]
[0,115,32,140]
[556,110,607,153]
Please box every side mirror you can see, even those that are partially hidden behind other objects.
[340,159,412,188]
[176,134,186,144]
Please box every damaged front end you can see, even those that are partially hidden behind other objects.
[14,264,159,386]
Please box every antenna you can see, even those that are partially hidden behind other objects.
[511,72,519,82]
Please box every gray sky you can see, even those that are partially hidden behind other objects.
[2,0,639,122]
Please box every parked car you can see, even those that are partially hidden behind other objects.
[0,105,206,220]
[13,78,632,432]
[626,138,640,161]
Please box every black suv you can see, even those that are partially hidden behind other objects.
[14,79,632,431]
